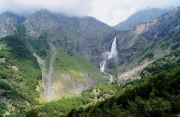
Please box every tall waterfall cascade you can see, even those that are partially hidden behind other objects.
[99,37,117,83]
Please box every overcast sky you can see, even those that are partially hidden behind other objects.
[0,0,180,26]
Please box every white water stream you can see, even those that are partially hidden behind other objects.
[46,43,57,101]
[99,37,117,83]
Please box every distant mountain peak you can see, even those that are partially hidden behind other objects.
[0,11,26,23]
[114,8,172,31]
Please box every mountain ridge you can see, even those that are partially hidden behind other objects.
[114,8,172,31]
[0,6,180,116]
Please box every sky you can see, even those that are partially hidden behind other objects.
[0,0,180,26]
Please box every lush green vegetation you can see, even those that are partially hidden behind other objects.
[26,96,87,117]
[65,68,180,117]
[25,83,120,117]
[54,52,106,80]
[27,31,50,58]
[24,61,180,117]
[0,102,8,116]
[141,49,180,77]
[73,54,106,80]
[0,36,41,116]
[24,46,180,117]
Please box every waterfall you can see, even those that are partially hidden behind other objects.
[100,60,106,73]
[111,37,117,58]
[99,37,117,83]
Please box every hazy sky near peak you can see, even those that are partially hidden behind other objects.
[0,0,180,26]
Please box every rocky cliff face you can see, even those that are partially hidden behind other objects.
[23,10,115,61]
[20,10,117,100]
[23,10,59,37]
[116,7,180,62]
[115,7,180,85]
[0,12,26,38]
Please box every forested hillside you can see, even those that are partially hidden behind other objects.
[0,36,41,116]
[66,67,180,117]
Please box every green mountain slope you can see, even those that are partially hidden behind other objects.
[23,9,115,61]
[115,7,180,85]
[20,10,115,101]
[0,36,41,116]
[25,83,120,117]
[141,49,180,77]
[25,49,180,117]
[66,67,180,117]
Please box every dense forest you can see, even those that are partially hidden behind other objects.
[65,68,180,117]
[0,36,41,116]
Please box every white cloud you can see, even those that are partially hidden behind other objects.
[0,0,92,16]
[89,0,180,26]
[0,0,180,26]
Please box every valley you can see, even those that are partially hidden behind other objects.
[0,5,180,117]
